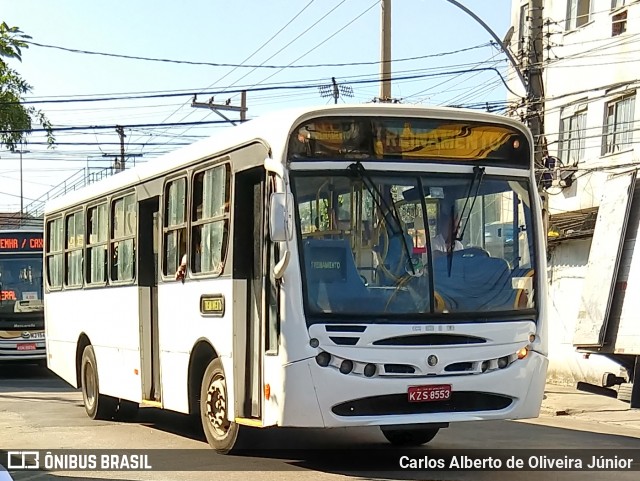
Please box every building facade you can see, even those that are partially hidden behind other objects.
[509,0,640,385]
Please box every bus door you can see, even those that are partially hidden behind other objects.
[137,196,161,403]
[232,167,269,421]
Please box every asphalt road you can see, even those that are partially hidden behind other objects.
[1,363,640,481]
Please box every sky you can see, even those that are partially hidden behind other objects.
[0,0,514,213]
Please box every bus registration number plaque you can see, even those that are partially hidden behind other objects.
[408,384,451,402]
[200,294,225,317]
[17,343,37,351]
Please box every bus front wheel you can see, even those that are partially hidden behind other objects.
[200,358,241,453]
[380,426,440,446]
[80,345,117,420]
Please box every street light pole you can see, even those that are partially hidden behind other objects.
[19,149,23,215]
[444,0,527,93]
[10,147,30,217]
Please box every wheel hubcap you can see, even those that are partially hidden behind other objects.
[205,375,229,439]
[84,362,96,408]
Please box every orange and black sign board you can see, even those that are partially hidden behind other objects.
[0,233,43,252]
[200,294,225,317]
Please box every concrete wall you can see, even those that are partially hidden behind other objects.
[547,238,622,385]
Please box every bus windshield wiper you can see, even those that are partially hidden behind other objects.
[456,165,486,243]
[347,162,415,276]
[447,165,485,276]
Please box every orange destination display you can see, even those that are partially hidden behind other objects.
[288,116,529,167]
[0,232,44,252]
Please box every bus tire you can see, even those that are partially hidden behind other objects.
[200,358,241,453]
[380,426,440,446]
[80,345,117,420]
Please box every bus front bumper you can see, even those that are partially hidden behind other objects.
[277,350,548,428]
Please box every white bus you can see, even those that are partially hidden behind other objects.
[0,228,45,362]
[44,104,548,452]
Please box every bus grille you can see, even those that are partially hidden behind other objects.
[331,392,512,416]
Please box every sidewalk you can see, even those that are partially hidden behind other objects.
[540,383,640,430]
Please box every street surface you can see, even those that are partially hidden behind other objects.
[1,363,639,480]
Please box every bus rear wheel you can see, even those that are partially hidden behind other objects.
[80,345,117,420]
[380,426,440,446]
[200,358,241,453]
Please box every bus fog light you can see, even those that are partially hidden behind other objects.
[316,352,331,367]
[309,338,319,348]
[481,361,489,372]
[497,356,509,369]
[339,360,353,374]
[517,347,529,359]
[363,363,376,377]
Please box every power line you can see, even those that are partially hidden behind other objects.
[6,67,519,109]
[130,0,323,152]
[1,119,232,133]
[22,38,491,72]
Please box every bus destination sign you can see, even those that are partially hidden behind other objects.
[0,233,44,252]
[200,294,225,317]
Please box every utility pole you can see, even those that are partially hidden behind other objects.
[116,125,126,172]
[527,0,548,239]
[191,93,248,126]
[380,0,392,102]
[10,145,30,218]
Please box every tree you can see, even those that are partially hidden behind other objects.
[0,21,54,150]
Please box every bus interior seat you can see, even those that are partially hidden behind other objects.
[303,238,373,312]
[432,250,517,311]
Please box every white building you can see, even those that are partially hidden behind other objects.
[508,0,640,385]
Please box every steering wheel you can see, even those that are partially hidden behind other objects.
[383,275,429,313]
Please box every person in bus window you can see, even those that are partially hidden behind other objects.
[432,213,463,254]
[175,254,187,281]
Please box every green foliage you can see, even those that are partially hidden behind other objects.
[0,21,54,150]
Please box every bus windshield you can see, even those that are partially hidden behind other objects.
[0,254,44,315]
[293,170,536,319]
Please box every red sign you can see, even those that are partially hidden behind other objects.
[408,384,452,402]
[0,233,43,252]
[17,343,37,351]
[0,290,16,301]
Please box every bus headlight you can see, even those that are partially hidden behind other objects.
[339,360,354,374]
[363,363,377,377]
[517,347,529,359]
[497,356,509,369]
[316,352,331,367]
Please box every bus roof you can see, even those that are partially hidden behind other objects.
[0,228,42,234]
[44,103,530,215]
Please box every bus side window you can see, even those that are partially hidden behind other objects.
[87,203,108,285]
[111,194,136,282]
[163,177,188,278]
[46,218,64,289]
[65,210,84,288]
[191,164,230,275]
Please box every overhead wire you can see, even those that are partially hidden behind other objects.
[128,0,330,152]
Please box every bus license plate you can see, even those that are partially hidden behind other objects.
[17,343,37,351]
[408,384,451,402]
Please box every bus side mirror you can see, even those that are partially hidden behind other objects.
[269,192,293,280]
[269,192,293,242]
